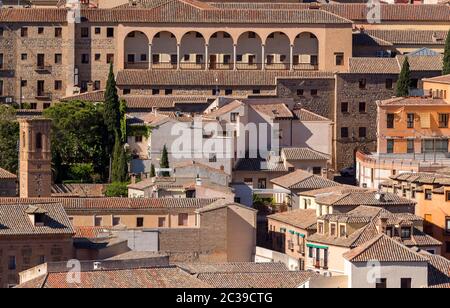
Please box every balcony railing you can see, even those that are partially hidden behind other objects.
[152,62,177,70]
[265,63,290,70]
[35,92,52,100]
[35,65,52,73]
[236,62,263,70]
[208,62,234,70]
[179,62,206,70]
[293,63,319,70]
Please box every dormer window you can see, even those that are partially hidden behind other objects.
[34,213,45,226]
[25,206,48,226]
[318,221,324,234]
[339,224,346,237]
[330,223,337,237]
[400,227,411,239]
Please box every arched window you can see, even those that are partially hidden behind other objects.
[36,133,42,150]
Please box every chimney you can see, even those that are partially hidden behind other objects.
[196,174,202,186]
[130,174,137,184]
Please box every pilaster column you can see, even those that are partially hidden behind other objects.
[233,44,237,70]
[290,44,294,71]
[148,43,152,70]
[205,44,209,70]
[177,44,180,70]
[261,44,265,71]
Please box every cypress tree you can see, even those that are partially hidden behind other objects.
[104,63,120,143]
[150,164,156,178]
[111,133,121,182]
[160,145,170,177]
[443,29,450,75]
[396,57,412,97]
[119,99,127,144]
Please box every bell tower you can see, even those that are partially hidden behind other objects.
[19,118,52,198]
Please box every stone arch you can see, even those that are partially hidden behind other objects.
[236,31,263,70]
[264,31,290,70]
[179,31,206,69]
[124,31,150,69]
[208,31,234,70]
[293,32,319,70]
[152,31,178,69]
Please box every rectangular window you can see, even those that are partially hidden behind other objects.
[318,222,324,234]
[407,139,415,154]
[341,102,349,113]
[386,78,393,89]
[313,167,322,175]
[230,112,239,123]
[94,216,102,227]
[107,28,114,37]
[178,213,188,226]
[341,127,349,138]
[81,54,89,64]
[339,225,346,237]
[38,27,44,34]
[387,114,395,129]
[106,54,114,64]
[135,135,143,143]
[445,217,450,233]
[401,278,412,289]
[359,78,366,89]
[225,89,233,96]
[112,216,120,226]
[359,127,367,138]
[54,80,62,90]
[54,53,62,64]
[311,89,318,96]
[0,27,4,37]
[297,89,304,96]
[21,53,27,61]
[401,227,411,239]
[55,27,62,38]
[165,89,173,95]
[0,53,3,69]
[136,217,144,228]
[446,191,450,202]
[127,54,135,63]
[21,27,28,37]
[359,102,366,113]
[95,27,101,35]
[425,189,432,201]
[158,217,166,228]
[335,52,344,66]
[8,256,16,270]
[387,140,395,154]
[81,27,89,38]
[376,278,387,289]
[152,89,160,95]
[439,114,449,128]
[330,224,336,236]
[258,178,267,189]
[407,113,415,129]
[94,80,100,91]
[209,153,217,163]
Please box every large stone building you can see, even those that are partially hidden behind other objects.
[1,2,449,169]
[0,167,17,197]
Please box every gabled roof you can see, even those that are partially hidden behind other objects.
[364,30,448,45]
[250,103,294,119]
[343,234,429,263]
[378,97,449,107]
[177,262,289,274]
[268,209,317,231]
[271,170,338,190]
[421,251,450,288]
[348,55,443,74]
[292,109,332,122]
[423,74,450,85]
[282,147,331,161]
[0,167,16,180]
[0,203,74,236]
[315,190,415,207]
[205,100,243,119]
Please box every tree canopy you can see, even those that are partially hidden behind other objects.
[396,57,412,97]
[443,29,450,75]
[0,105,19,174]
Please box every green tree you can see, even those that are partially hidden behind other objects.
[104,63,121,145]
[119,99,127,143]
[443,29,450,75]
[0,105,19,173]
[160,145,170,177]
[68,163,95,183]
[43,101,109,182]
[150,164,156,178]
[111,132,128,182]
[105,182,129,197]
[396,57,412,97]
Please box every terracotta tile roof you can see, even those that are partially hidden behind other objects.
[298,185,363,197]
[343,234,429,263]
[197,271,315,288]
[293,109,331,122]
[352,31,394,47]
[282,147,331,161]
[423,74,450,85]
[421,252,450,288]
[308,222,380,248]
[74,226,111,239]
[106,251,167,261]
[0,167,16,180]
[379,97,449,107]
[0,197,219,212]
[250,103,293,119]
[365,30,448,45]
[348,55,443,74]
[315,190,415,207]
[60,90,105,103]
[234,158,287,172]
[51,184,106,197]
[196,200,257,214]
[0,203,74,236]
[271,170,338,190]
[177,262,289,274]
[116,70,335,87]
[397,228,442,248]
[205,100,243,118]
[268,209,317,231]
[17,266,211,288]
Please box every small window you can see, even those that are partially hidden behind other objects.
[140,54,147,62]
[54,80,62,90]
[123,89,131,95]
[35,133,43,150]
[230,112,239,123]
[107,28,114,38]
[439,114,449,128]
[253,89,261,94]
[178,213,188,226]
[376,278,387,289]
[339,225,346,237]
[335,52,344,66]
[152,89,160,95]
[94,81,100,91]
[165,89,173,95]
[8,256,16,270]
[38,27,44,34]
[258,178,267,189]
[106,54,114,64]
[359,78,366,89]
[95,54,101,61]
[359,102,366,113]
[54,53,62,64]
[386,78,393,89]
[341,127,349,138]
[81,27,89,38]
[400,278,412,289]
[425,189,433,201]
[0,27,4,37]
[400,227,411,239]
[359,127,367,138]
[55,27,62,38]
[225,89,233,96]
[94,216,102,227]
[311,89,318,96]
[407,113,415,129]
[136,217,144,228]
[127,54,135,63]
[21,80,27,87]
[112,216,121,226]
[330,223,337,237]
[209,153,217,163]
[446,191,450,202]
[158,217,166,228]
[95,27,101,35]
[297,89,304,96]
[387,140,395,154]
[318,222,324,234]
[21,53,27,61]
[313,167,322,175]
[407,139,415,154]
[135,135,143,143]
[387,114,395,129]
[81,54,89,64]
[21,27,28,37]
[341,102,349,113]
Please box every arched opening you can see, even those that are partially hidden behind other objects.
[208,31,234,70]
[236,31,262,70]
[180,31,206,70]
[152,31,177,69]
[124,31,150,69]
[265,32,290,70]
[293,32,319,70]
